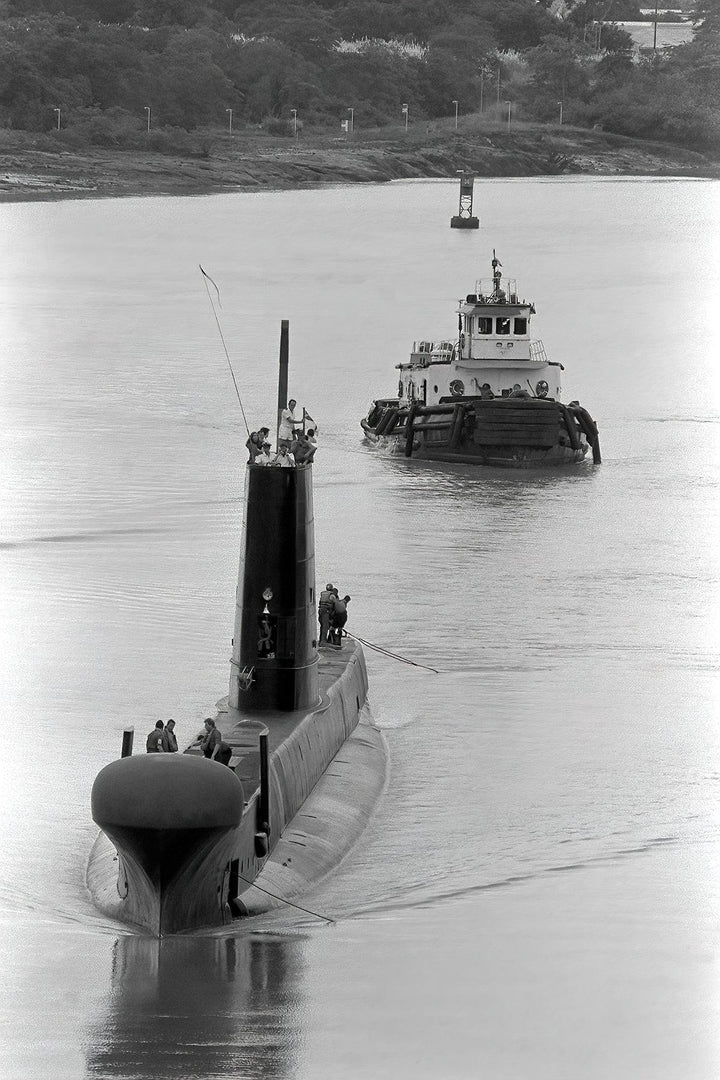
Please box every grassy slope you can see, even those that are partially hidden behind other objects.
[1,118,718,201]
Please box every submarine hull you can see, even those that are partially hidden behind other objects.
[89,325,385,934]
[88,640,370,934]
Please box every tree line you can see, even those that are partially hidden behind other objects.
[0,0,718,153]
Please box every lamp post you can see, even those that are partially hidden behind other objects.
[291,108,297,140]
[452,99,459,129]
[144,106,151,133]
[348,107,354,133]
[652,0,659,51]
[505,100,512,133]
[53,107,61,130]
[402,103,409,132]
[558,99,564,125]
[226,108,233,134]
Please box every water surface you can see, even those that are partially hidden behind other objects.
[0,177,718,1079]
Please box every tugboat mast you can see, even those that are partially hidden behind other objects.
[491,250,504,300]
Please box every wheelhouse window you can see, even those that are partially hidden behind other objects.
[496,317,511,335]
[514,317,528,334]
[477,317,492,334]
[464,315,472,332]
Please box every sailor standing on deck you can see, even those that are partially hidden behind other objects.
[318,583,335,644]
[146,721,165,753]
[161,719,178,753]
[278,399,299,450]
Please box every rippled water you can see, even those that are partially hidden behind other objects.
[1,178,719,1079]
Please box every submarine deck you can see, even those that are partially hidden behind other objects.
[184,639,363,803]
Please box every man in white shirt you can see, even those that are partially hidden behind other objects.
[274,446,295,467]
[278,399,298,449]
[255,442,273,465]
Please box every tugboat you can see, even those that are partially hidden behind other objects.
[87,322,386,935]
[361,253,600,467]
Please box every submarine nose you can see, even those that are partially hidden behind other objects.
[91,754,244,831]
[91,755,246,935]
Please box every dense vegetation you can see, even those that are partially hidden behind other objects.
[0,0,718,153]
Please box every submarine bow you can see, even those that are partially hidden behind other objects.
[91,755,245,934]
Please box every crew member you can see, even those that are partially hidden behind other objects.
[330,594,350,647]
[146,720,165,753]
[161,719,178,753]
[509,383,531,398]
[318,583,335,644]
[200,718,222,760]
[278,399,299,450]
[274,445,295,467]
[246,431,262,461]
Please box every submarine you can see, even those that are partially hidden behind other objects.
[87,321,386,935]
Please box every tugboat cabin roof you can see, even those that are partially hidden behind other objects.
[460,280,535,316]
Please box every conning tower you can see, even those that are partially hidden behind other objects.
[229,320,318,713]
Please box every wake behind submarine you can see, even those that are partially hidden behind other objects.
[88,321,386,935]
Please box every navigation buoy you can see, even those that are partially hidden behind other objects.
[450,170,479,229]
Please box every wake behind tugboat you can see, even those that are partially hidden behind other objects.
[361,252,600,467]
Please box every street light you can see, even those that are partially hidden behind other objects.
[348,107,354,134]
[53,107,61,130]
[144,106,151,133]
[291,108,297,140]
[402,102,409,132]
[505,100,512,133]
[652,0,659,51]
[226,107,233,134]
[452,99,459,129]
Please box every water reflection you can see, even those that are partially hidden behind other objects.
[87,933,303,1080]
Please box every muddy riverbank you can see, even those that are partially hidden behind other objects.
[1,121,717,201]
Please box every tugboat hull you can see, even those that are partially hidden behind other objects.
[362,397,600,468]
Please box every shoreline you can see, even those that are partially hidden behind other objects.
[1,123,718,202]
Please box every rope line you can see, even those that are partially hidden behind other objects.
[344,631,439,673]
[237,873,335,923]
[199,265,250,437]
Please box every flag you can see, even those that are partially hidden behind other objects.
[303,408,318,434]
